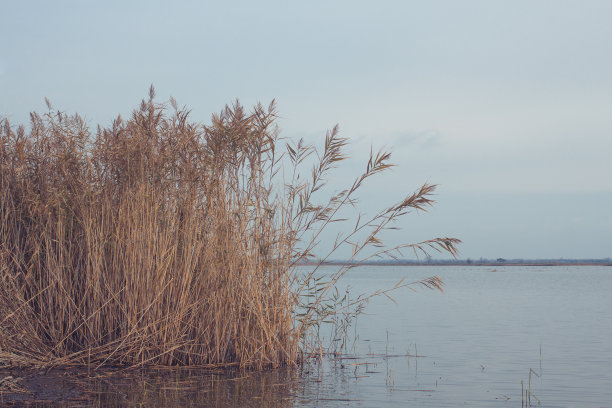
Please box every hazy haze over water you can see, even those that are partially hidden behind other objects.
[1,0,611,259]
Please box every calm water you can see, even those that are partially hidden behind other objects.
[5,265,611,407]
[316,265,612,407]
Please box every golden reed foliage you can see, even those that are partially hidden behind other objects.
[0,87,459,369]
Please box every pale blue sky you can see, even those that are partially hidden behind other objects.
[2,1,611,259]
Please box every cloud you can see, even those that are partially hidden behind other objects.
[353,129,445,154]
[412,130,443,149]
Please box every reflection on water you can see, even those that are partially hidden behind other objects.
[2,354,425,407]
[2,367,300,407]
[2,266,612,407]
[89,368,299,408]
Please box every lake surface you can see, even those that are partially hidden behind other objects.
[318,264,612,407]
[3,265,611,407]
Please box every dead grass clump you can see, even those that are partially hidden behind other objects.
[0,87,459,369]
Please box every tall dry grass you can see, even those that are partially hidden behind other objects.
[0,87,459,369]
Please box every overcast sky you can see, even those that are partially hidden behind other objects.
[2,1,611,260]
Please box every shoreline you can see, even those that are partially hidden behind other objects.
[304,261,612,267]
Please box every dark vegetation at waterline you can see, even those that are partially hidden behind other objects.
[0,87,459,369]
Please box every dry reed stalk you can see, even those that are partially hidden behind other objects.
[0,87,459,369]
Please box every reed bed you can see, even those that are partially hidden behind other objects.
[0,87,459,369]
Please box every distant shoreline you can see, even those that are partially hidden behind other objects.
[303,260,612,267]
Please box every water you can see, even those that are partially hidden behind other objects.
[328,265,612,407]
[3,265,611,407]
[324,265,612,407]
